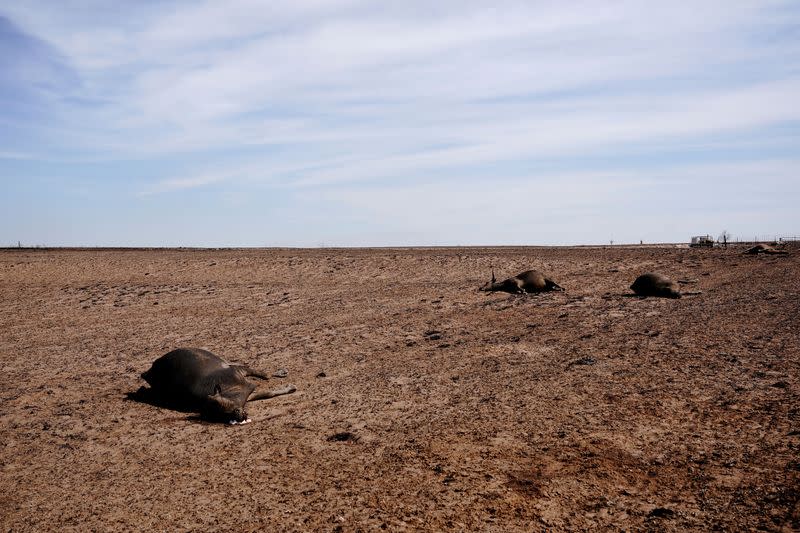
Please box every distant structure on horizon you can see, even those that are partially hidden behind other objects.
[690,235,715,248]
[684,234,799,248]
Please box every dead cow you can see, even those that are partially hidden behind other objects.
[139,348,296,424]
[480,268,564,294]
[630,273,681,299]
[743,244,788,255]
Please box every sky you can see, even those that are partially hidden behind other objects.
[1,1,798,247]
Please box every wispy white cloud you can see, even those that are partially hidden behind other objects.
[133,79,800,193]
[0,151,36,160]
[137,172,233,196]
[305,158,800,245]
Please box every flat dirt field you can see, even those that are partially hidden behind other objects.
[1,246,798,532]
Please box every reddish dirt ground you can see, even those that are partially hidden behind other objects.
[1,245,798,532]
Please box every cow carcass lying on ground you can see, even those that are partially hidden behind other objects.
[136,348,296,424]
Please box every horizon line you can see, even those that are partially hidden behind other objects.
[3,239,797,252]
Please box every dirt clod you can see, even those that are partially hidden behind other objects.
[327,432,359,443]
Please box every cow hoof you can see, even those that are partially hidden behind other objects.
[229,418,252,425]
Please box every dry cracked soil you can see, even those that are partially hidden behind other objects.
[1,245,798,532]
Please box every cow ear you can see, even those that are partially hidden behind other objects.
[213,384,222,396]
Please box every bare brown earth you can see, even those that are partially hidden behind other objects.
[1,245,798,532]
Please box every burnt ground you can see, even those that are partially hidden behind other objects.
[0,245,798,532]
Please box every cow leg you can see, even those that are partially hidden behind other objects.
[234,365,270,380]
[248,385,297,402]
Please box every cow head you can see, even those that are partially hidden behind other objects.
[204,385,248,423]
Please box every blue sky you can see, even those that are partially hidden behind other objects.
[1,1,798,247]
